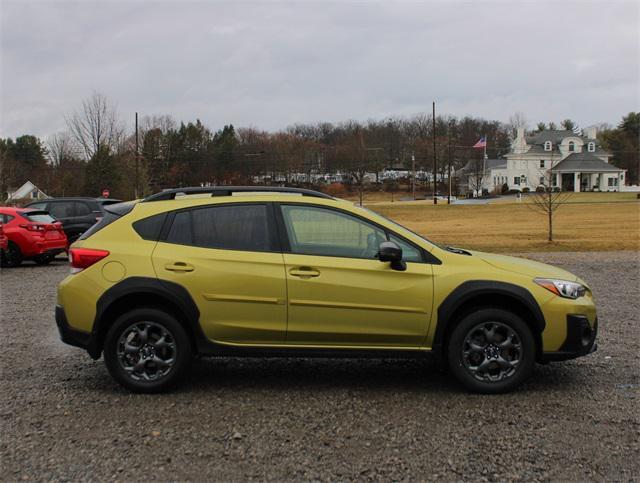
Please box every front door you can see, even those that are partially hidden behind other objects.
[278,204,433,348]
[152,203,287,345]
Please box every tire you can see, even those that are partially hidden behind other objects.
[104,308,193,393]
[447,308,536,394]
[1,242,23,268]
[34,254,54,265]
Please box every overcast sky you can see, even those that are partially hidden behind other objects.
[1,0,638,139]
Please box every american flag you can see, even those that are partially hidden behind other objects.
[473,136,487,148]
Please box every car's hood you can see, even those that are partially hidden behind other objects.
[467,250,579,282]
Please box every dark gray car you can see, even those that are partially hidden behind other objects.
[25,197,121,244]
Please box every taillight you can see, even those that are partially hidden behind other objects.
[20,223,45,232]
[69,248,110,273]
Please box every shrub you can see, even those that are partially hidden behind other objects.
[522,187,530,193]
[501,183,509,195]
[323,183,348,197]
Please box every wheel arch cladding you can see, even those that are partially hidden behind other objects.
[433,280,545,360]
[93,277,205,356]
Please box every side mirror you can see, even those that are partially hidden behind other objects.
[378,241,407,271]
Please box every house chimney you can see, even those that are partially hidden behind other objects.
[586,127,597,139]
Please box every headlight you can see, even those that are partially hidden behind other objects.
[534,278,586,299]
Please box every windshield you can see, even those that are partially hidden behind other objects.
[22,211,56,223]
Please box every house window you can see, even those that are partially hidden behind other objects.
[540,176,545,185]
[608,178,618,187]
[588,142,595,152]
[568,141,575,152]
[514,176,521,185]
[544,141,552,151]
[540,160,545,168]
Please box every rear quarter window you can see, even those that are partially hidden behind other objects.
[132,213,167,241]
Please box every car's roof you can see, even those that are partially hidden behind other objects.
[27,197,121,203]
[0,206,38,214]
[128,192,354,221]
[0,206,21,214]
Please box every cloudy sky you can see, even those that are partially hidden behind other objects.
[1,0,638,139]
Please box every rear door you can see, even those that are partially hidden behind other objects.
[151,203,288,345]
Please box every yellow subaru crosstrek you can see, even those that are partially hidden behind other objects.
[56,187,597,393]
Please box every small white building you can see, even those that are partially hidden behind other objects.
[466,128,626,193]
[6,180,49,202]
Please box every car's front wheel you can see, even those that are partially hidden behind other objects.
[104,308,192,393]
[447,308,536,394]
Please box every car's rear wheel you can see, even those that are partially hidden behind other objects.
[1,242,23,268]
[104,308,192,393]
[447,308,535,394]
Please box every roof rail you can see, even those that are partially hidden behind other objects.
[141,186,335,202]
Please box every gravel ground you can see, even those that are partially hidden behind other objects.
[1,251,639,481]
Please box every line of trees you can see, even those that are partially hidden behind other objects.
[0,93,637,201]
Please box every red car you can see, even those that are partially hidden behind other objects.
[0,223,8,252]
[0,207,68,267]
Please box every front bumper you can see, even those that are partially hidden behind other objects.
[55,305,100,359]
[541,315,598,362]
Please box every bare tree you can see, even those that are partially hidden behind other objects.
[140,114,176,137]
[66,92,125,159]
[529,153,571,241]
[47,132,77,166]
[508,111,528,138]
[468,155,485,196]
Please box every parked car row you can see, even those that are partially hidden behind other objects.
[0,197,120,268]
[25,197,121,244]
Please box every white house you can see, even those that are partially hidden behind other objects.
[6,181,49,202]
[468,128,626,193]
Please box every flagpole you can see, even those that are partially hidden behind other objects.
[482,134,486,195]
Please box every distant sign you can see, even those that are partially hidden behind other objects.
[102,189,110,198]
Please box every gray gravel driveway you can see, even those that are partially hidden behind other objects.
[1,251,638,481]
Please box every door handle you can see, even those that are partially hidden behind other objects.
[289,267,320,278]
[164,262,195,272]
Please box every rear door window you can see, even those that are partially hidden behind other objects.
[166,204,273,252]
[48,202,75,219]
[74,201,93,216]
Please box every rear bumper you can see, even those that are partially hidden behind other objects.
[541,315,598,362]
[55,305,100,359]
[22,238,67,257]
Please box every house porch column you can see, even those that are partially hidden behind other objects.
[574,172,580,192]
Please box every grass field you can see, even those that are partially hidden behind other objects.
[362,194,640,252]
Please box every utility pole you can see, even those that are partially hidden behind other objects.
[447,121,452,204]
[432,101,437,205]
[135,112,139,199]
[411,152,416,200]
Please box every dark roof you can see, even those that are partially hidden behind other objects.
[552,153,624,172]
[527,130,585,145]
